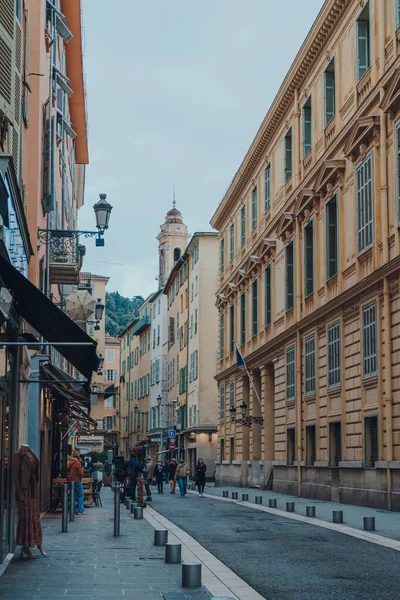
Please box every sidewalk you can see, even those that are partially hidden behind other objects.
[0,488,212,600]
[195,483,400,542]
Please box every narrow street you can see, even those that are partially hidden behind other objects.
[151,491,400,600]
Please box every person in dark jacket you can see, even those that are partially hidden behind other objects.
[127,455,143,501]
[154,460,165,494]
[168,458,177,494]
[195,458,207,497]
[164,460,170,483]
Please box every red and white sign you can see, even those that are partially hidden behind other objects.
[169,443,176,451]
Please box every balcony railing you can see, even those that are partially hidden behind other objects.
[46,231,80,285]
[133,316,150,336]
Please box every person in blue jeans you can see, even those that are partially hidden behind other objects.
[67,450,86,514]
[174,459,189,497]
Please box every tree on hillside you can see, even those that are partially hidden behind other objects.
[105,292,144,336]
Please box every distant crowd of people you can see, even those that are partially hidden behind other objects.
[127,455,207,501]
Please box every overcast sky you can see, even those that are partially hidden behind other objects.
[78,0,323,299]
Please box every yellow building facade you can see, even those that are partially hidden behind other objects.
[211,0,400,510]
[164,232,219,476]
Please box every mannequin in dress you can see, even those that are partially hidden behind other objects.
[12,444,46,558]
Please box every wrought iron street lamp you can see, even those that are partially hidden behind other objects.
[38,193,113,249]
[157,394,162,406]
[94,298,105,331]
[229,400,264,428]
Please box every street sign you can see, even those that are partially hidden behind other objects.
[169,443,176,451]
[169,430,176,438]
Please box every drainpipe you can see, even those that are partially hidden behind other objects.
[379,64,392,508]
[383,277,393,511]
[296,329,302,497]
[185,259,191,463]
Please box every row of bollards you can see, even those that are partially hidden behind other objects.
[118,495,202,587]
[222,490,377,530]
[62,482,77,533]
[154,529,201,587]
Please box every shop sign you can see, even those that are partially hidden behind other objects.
[78,435,103,444]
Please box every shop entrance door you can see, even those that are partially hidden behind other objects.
[0,391,11,564]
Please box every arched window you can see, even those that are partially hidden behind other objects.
[174,248,181,262]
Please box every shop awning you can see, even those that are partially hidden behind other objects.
[104,383,115,399]
[0,254,100,380]
[40,362,91,404]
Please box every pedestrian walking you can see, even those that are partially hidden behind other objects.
[164,460,170,483]
[67,450,85,514]
[154,460,165,494]
[195,458,207,497]
[143,456,155,502]
[127,454,143,501]
[174,459,189,497]
[168,458,177,494]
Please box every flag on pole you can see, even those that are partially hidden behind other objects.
[236,344,246,370]
[235,342,262,407]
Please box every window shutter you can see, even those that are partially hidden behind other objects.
[356,19,370,81]
[156,359,160,383]
[324,69,335,127]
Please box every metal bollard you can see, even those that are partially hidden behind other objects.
[222,490,229,498]
[286,502,295,512]
[242,493,249,501]
[333,510,343,524]
[165,543,182,564]
[62,483,68,532]
[154,529,168,546]
[131,502,136,514]
[182,563,202,588]
[269,498,277,508]
[114,487,121,537]
[306,506,315,518]
[134,507,143,519]
[231,492,238,500]
[363,516,375,531]
[127,500,133,511]
[69,481,75,522]
[255,496,263,504]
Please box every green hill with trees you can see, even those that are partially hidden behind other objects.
[105,292,143,336]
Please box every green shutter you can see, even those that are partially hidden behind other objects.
[357,19,370,81]
[326,195,338,279]
[286,242,294,310]
[265,265,271,326]
[324,69,335,127]
[304,222,314,297]
[302,100,312,157]
[284,129,292,182]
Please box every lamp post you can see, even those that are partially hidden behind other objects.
[94,298,105,331]
[156,394,162,454]
[229,400,263,428]
[38,193,113,249]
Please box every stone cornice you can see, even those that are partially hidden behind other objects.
[210,0,351,231]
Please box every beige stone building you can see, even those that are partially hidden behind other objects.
[164,231,219,476]
[211,0,400,510]
[77,272,118,453]
[118,298,152,459]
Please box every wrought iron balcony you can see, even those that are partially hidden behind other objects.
[42,230,81,285]
[133,316,150,336]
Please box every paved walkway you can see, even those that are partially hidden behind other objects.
[0,488,212,600]
[195,483,400,542]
